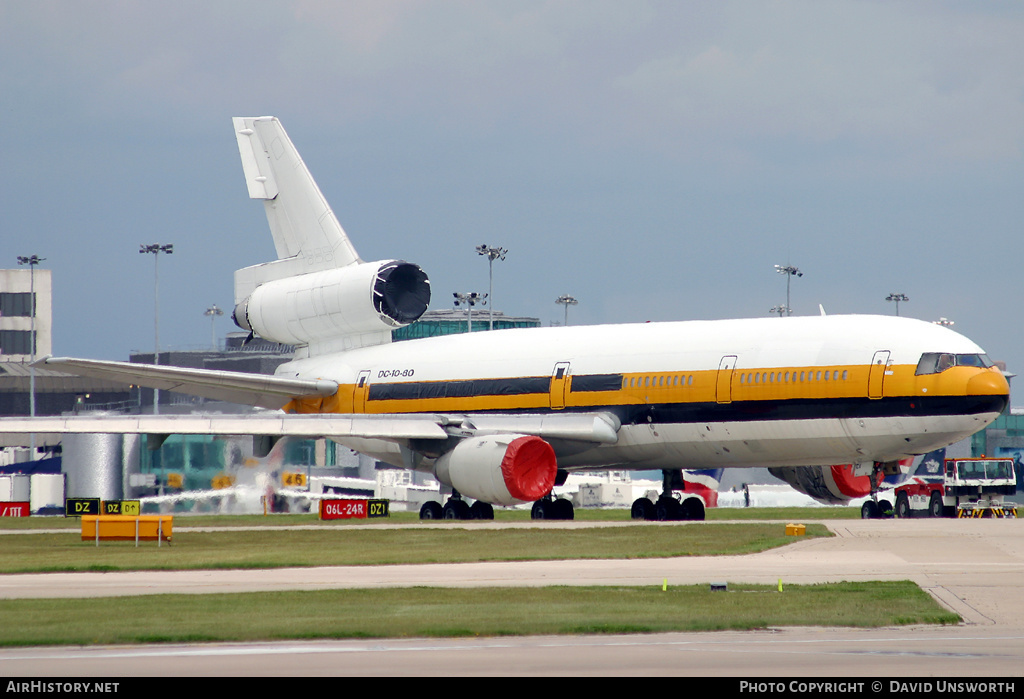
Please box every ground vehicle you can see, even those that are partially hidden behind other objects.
[893,457,1017,518]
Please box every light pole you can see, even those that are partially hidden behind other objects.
[16,255,45,453]
[769,305,788,317]
[453,292,487,333]
[774,265,802,316]
[204,304,223,350]
[475,244,507,330]
[555,295,578,326]
[886,293,909,316]
[139,243,173,414]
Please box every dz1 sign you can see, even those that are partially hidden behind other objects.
[320,499,390,520]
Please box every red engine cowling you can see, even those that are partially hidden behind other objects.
[768,464,882,505]
[433,434,557,506]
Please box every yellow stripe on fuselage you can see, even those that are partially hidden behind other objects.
[283,364,1002,415]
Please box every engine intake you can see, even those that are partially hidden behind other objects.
[768,465,876,505]
[434,434,557,506]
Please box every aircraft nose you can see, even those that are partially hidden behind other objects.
[967,369,1010,397]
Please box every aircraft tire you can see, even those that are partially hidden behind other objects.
[443,500,470,520]
[531,500,550,520]
[861,500,878,519]
[655,497,681,521]
[469,501,494,520]
[419,501,443,520]
[682,497,705,521]
[631,497,654,520]
[552,498,574,520]
[877,499,894,518]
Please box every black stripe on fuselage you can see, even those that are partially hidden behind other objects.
[612,394,1008,426]
[367,374,624,401]
[368,376,550,401]
[366,375,1005,425]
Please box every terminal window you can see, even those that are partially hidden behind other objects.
[0,292,34,317]
[0,330,34,356]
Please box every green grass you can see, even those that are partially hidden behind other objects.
[0,582,958,647]
[0,505,859,530]
[0,522,831,573]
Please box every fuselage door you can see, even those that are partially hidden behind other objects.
[354,370,371,413]
[716,355,737,404]
[550,362,571,410]
[868,351,890,399]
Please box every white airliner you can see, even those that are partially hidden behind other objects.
[0,117,1009,521]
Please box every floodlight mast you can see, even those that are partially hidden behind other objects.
[453,292,487,333]
[774,265,802,316]
[555,295,578,326]
[476,244,507,330]
[886,293,909,316]
[16,254,45,453]
[204,304,224,350]
[139,243,173,414]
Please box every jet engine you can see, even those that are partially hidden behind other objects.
[433,434,558,507]
[768,464,881,505]
[232,260,430,346]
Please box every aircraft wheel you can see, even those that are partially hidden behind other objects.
[552,498,574,520]
[469,501,494,520]
[928,493,944,518]
[655,497,681,521]
[682,497,705,521]
[877,499,894,519]
[631,497,654,520]
[531,500,550,520]
[861,500,878,519]
[895,492,910,519]
[419,501,443,520]
[443,499,470,520]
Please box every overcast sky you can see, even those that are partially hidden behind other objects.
[2,1,1023,399]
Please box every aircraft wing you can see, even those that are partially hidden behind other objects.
[0,413,450,448]
[37,357,338,409]
[0,411,620,449]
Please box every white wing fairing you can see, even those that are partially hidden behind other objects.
[0,116,1010,521]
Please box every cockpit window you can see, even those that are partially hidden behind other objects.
[916,352,993,375]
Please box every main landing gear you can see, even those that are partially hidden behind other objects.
[419,492,494,520]
[631,470,706,521]
[860,462,894,519]
[530,494,575,520]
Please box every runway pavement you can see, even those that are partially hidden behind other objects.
[2,517,1023,676]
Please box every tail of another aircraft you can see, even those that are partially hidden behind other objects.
[230,117,430,355]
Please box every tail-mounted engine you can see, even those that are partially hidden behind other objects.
[433,434,557,507]
[232,260,430,347]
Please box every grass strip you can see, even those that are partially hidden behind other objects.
[0,506,859,530]
[0,523,830,573]
[0,582,957,647]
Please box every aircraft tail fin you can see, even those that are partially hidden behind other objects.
[232,117,361,303]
